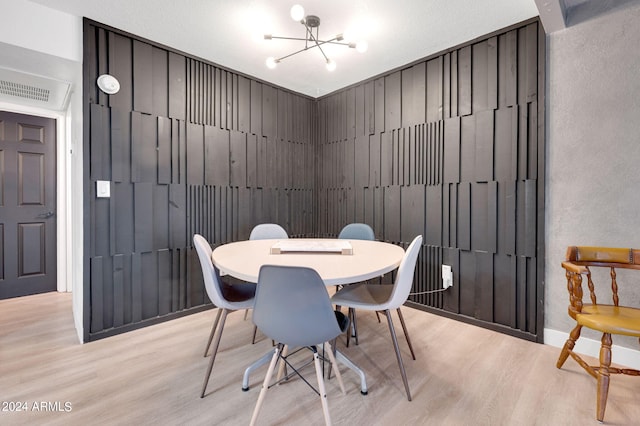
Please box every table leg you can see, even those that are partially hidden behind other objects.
[242,351,273,391]
[334,350,368,395]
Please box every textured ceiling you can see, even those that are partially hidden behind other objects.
[28,0,539,98]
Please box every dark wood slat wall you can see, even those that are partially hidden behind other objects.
[316,20,545,342]
[83,20,316,341]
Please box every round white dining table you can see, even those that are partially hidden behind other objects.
[211,238,406,396]
[211,238,405,286]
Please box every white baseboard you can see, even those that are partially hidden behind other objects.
[544,328,640,370]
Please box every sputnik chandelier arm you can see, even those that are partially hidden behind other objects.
[264,4,368,72]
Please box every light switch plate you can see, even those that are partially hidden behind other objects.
[96,180,110,198]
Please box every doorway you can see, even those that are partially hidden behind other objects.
[0,110,57,299]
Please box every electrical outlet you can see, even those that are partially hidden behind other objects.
[442,264,453,289]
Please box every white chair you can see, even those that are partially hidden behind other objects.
[247,223,289,343]
[249,265,350,426]
[330,235,422,401]
[193,234,256,398]
[337,223,377,346]
[249,223,289,240]
[338,222,375,240]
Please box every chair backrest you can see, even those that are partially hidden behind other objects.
[382,235,423,311]
[193,234,230,309]
[249,223,289,240]
[338,223,375,240]
[563,246,640,313]
[253,265,343,348]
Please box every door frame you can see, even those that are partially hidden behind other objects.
[0,102,70,294]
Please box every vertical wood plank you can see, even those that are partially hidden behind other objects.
[152,47,168,118]
[374,78,385,134]
[443,117,460,183]
[131,252,142,323]
[131,112,156,183]
[157,117,171,184]
[141,251,158,319]
[90,257,104,332]
[133,40,153,114]
[134,182,153,253]
[168,52,186,120]
[498,30,518,109]
[471,182,488,252]
[460,115,475,183]
[110,107,130,183]
[459,250,475,316]
[458,182,471,251]
[112,254,125,327]
[475,109,494,182]
[108,33,133,112]
[475,251,494,322]
[229,130,247,188]
[385,71,401,131]
[401,185,425,243]
[426,57,443,123]
[154,184,169,250]
[186,123,204,185]
[169,184,187,249]
[158,249,171,316]
[238,76,250,133]
[458,46,472,116]
[113,182,134,254]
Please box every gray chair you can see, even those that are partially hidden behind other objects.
[249,265,349,426]
[247,223,290,343]
[193,234,256,398]
[331,235,422,401]
[337,222,377,345]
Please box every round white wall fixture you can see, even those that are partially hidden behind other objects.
[97,74,120,94]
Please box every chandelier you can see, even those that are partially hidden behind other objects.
[264,4,368,72]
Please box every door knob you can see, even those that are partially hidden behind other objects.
[38,211,55,218]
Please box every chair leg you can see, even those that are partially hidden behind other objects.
[312,348,332,426]
[204,308,222,357]
[252,325,258,344]
[596,333,613,422]
[557,324,582,369]
[276,345,289,382]
[396,308,416,360]
[384,309,412,401]
[201,309,228,398]
[250,345,282,426]
[375,311,381,323]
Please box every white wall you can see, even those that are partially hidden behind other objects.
[0,0,81,62]
[545,2,640,367]
[0,0,84,343]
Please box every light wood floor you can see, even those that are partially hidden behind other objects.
[1,292,638,425]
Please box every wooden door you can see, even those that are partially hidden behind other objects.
[0,111,57,299]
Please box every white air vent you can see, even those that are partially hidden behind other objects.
[0,67,71,111]
[0,80,50,102]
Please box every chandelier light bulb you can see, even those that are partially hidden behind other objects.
[290,4,305,22]
[326,59,336,72]
[266,57,278,69]
[356,40,368,53]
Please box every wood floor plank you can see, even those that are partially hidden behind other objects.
[1,292,638,425]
